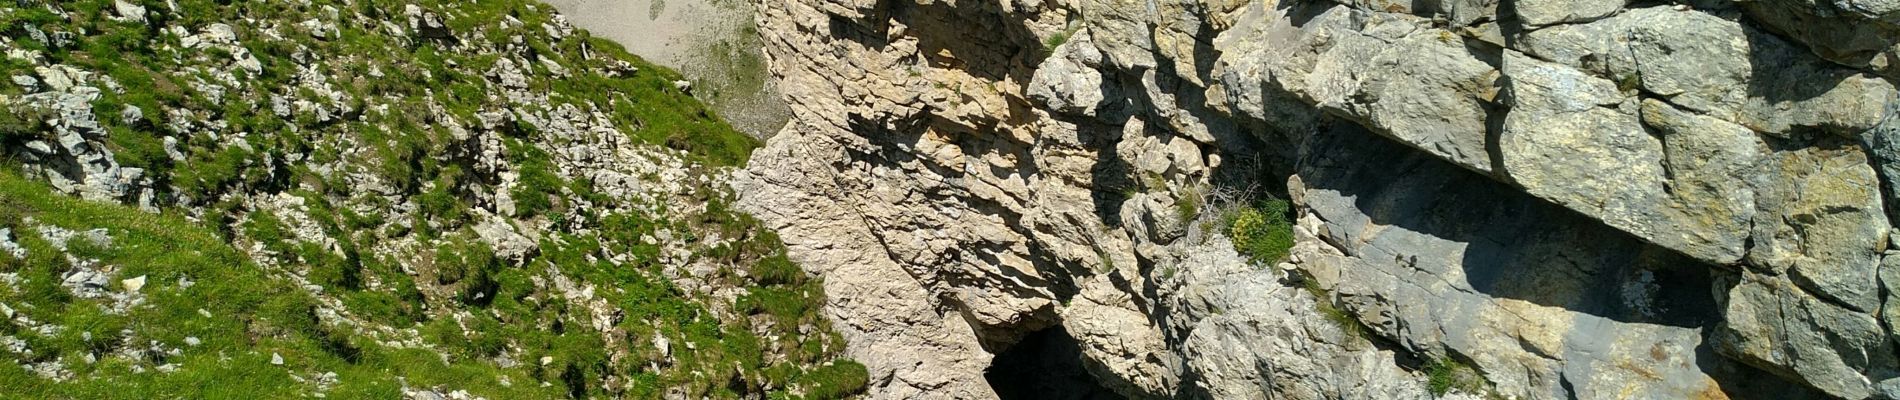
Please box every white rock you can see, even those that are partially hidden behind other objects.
[121,275,146,292]
[162,136,185,161]
[203,24,238,44]
[62,268,111,298]
[232,49,263,74]
[0,228,24,259]
[113,0,147,22]
[270,352,284,365]
[11,75,39,92]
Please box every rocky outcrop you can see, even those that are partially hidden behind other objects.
[10,64,155,211]
[738,0,1900,398]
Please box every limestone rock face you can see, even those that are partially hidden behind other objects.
[739,0,1900,398]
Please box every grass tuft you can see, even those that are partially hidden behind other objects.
[1228,197,1294,266]
[1425,356,1489,397]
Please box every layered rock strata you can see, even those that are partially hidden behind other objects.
[735,0,1900,398]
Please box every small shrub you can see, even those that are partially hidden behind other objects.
[1615,72,1643,93]
[1229,198,1294,266]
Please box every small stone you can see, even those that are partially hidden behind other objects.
[56,131,84,153]
[233,51,263,74]
[270,352,284,365]
[119,105,143,126]
[80,229,111,248]
[121,275,146,293]
[0,228,23,259]
[113,0,147,23]
[184,336,201,346]
[11,75,38,91]
[162,136,185,161]
[539,356,552,366]
[203,24,238,44]
[23,141,51,155]
[301,19,329,39]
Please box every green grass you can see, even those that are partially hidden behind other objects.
[0,154,864,398]
[798,360,870,399]
[1228,197,1294,266]
[505,139,566,218]
[1042,25,1081,56]
[0,170,565,398]
[0,105,48,147]
[0,0,859,397]
[1424,356,1488,397]
[1298,275,1366,340]
[1175,185,1205,224]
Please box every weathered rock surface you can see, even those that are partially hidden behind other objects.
[1298,124,1817,399]
[739,0,1900,398]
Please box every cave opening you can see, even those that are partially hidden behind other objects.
[983,326,1125,400]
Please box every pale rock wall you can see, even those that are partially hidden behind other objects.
[734,0,1900,398]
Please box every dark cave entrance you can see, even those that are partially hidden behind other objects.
[983,326,1125,400]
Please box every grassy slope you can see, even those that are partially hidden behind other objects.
[0,0,862,398]
[0,170,564,398]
